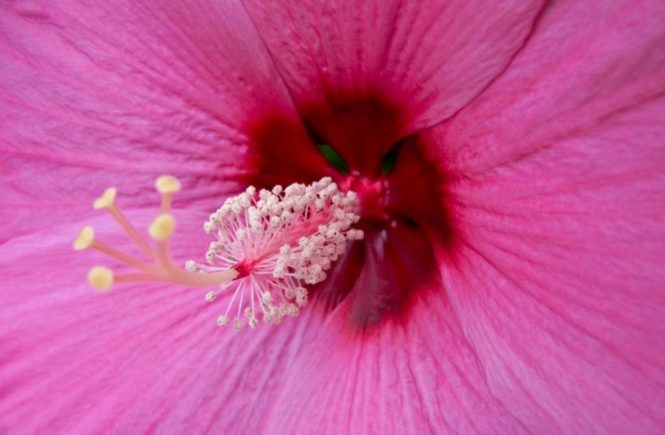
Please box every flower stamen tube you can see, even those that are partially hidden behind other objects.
[75,175,363,329]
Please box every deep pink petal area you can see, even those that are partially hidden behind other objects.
[0,1,295,241]
[266,285,525,434]
[436,106,665,432]
[0,210,321,433]
[241,0,545,131]
[427,1,665,431]
[441,0,665,175]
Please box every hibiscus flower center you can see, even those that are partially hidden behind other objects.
[245,90,456,327]
[76,89,455,330]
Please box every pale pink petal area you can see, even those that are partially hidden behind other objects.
[428,0,665,431]
[0,210,322,433]
[266,270,525,433]
[0,0,295,241]
[241,0,546,131]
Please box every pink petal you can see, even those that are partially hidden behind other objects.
[242,0,546,131]
[427,0,665,431]
[0,210,323,432]
[0,1,295,240]
[266,278,525,433]
[440,0,665,175]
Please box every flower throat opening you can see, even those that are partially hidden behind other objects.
[244,90,457,328]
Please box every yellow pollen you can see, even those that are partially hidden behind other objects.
[88,266,114,291]
[93,187,117,209]
[149,213,176,240]
[73,226,95,250]
[155,175,181,194]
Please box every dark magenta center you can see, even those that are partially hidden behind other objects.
[241,89,456,328]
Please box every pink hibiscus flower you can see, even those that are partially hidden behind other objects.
[2,0,664,433]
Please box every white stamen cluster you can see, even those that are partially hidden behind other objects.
[190,177,364,330]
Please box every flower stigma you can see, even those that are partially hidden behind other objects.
[75,176,363,330]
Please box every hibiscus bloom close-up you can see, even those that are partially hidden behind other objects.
[1,0,665,433]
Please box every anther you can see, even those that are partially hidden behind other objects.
[205,290,216,302]
[88,266,114,291]
[217,315,229,326]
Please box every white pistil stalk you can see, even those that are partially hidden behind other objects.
[75,175,363,331]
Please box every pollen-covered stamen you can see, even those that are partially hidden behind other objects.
[193,177,364,329]
[77,175,363,331]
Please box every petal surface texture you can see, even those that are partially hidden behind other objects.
[242,0,546,131]
[1,0,665,433]
[0,0,294,241]
[432,0,665,432]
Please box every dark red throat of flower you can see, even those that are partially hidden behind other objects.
[242,89,457,329]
